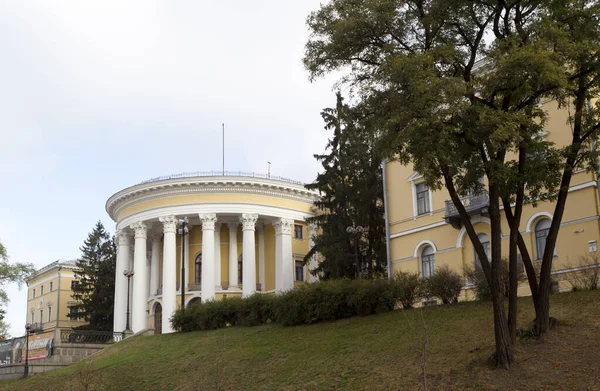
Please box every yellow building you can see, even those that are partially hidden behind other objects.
[106,172,320,335]
[24,260,87,332]
[383,99,600,300]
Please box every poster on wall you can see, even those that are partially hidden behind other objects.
[0,341,12,366]
[20,331,53,361]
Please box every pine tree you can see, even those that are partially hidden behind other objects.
[69,221,116,331]
[306,93,387,279]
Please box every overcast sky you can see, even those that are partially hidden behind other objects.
[0,1,338,338]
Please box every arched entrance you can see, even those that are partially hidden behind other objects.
[153,303,162,335]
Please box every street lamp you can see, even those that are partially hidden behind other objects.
[346,225,365,278]
[123,270,134,332]
[178,217,189,312]
[24,323,32,378]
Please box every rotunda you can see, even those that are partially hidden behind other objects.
[106,172,320,334]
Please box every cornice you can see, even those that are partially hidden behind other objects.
[106,176,320,222]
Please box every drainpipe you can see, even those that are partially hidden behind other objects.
[382,160,392,279]
[56,266,61,331]
[587,97,600,198]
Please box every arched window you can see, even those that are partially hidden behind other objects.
[535,219,552,260]
[421,246,435,278]
[238,254,243,284]
[194,254,202,284]
[474,233,491,270]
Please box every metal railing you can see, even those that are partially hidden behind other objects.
[60,329,124,344]
[138,171,305,186]
[444,191,489,218]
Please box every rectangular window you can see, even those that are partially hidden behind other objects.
[40,310,43,324]
[48,307,52,322]
[416,183,430,215]
[71,281,79,289]
[295,260,304,282]
[421,254,435,278]
[33,289,35,299]
[30,312,34,324]
[41,285,44,296]
[294,225,303,240]
[50,281,53,291]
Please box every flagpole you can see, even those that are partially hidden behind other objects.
[222,123,225,176]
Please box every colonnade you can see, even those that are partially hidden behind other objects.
[114,214,316,334]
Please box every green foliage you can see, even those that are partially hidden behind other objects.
[425,266,463,305]
[305,93,387,279]
[0,239,34,332]
[172,279,401,332]
[69,222,116,331]
[391,271,423,308]
[568,254,600,292]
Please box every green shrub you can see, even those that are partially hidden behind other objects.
[390,270,423,308]
[172,279,398,332]
[425,265,463,304]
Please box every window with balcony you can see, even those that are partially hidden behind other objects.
[415,182,431,215]
[421,246,435,278]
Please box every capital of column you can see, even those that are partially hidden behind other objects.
[307,222,317,236]
[239,214,258,231]
[227,222,239,232]
[116,230,131,247]
[159,215,178,234]
[130,221,148,239]
[199,213,218,231]
[273,218,293,235]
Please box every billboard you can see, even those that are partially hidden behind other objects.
[0,337,25,366]
[20,331,54,361]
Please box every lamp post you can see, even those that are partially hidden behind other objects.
[23,323,32,378]
[123,270,134,332]
[178,217,189,312]
[346,225,364,278]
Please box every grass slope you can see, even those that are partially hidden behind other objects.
[3,290,599,391]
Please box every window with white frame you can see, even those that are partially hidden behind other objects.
[294,224,303,239]
[535,219,554,260]
[415,182,431,215]
[194,253,202,284]
[474,233,491,270]
[421,246,435,278]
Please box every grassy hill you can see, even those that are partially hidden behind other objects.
[2,290,599,391]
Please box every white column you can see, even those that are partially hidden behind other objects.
[130,221,149,333]
[114,230,131,333]
[274,218,294,293]
[240,214,258,297]
[308,222,319,282]
[257,223,265,291]
[214,223,222,289]
[199,213,217,302]
[150,235,161,297]
[228,222,239,289]
[159,215,178,334]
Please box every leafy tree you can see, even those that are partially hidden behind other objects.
[0,239,34,337]
[303,0,600,368]
[69,222,116,331]
[306,93,387,279]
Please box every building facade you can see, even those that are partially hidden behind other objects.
[24,260,87,332]
[106,172,320,335]
[384,99,600,300]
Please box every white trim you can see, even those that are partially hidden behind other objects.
[117,203,314,231]
[407,172,423,182]
[150,299,163,315]
[456,216,491,248]
[525,212,553,233]
[390,221,446,239]
[414,240,437,258]
[568,180,596,192]
[185,295,202,307]
[412,180,433,218]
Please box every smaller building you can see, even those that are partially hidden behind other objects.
[24,260,86,332]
